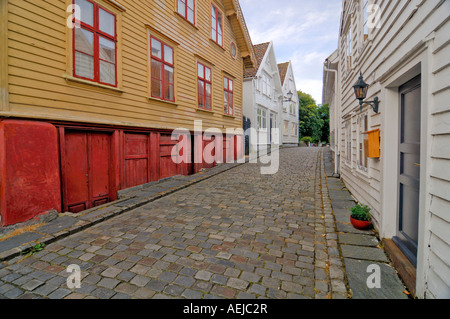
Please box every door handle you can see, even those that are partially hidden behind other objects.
[414,163,420,167]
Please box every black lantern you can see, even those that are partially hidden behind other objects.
[284,90,294,102]
[353,72,379,113]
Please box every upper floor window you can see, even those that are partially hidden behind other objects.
[73,0,117,86]
[345,27,352,71]
[211,4,223,46]
[151,37,175,102]
[224,77,233,116]
[177,0,195,24]
[260,73,272,97]
[363,0,369,40]
[197,62,212,110]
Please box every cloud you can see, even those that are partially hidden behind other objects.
[240,0,342,104]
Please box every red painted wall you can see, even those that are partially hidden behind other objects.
[0,120,61,226]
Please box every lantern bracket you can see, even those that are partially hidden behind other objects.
[359,97,380,114]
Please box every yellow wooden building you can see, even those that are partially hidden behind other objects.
[0,0,255,225]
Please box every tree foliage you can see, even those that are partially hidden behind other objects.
[297,91,329,144]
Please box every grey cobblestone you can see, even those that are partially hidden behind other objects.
[0,148,352,299]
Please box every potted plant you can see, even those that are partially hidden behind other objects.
[350,204,373,230]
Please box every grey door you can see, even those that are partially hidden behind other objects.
[394,75,421,267]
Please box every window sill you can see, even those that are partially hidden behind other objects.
[210,39,226,51]
[148,96,178,107]
[63,74,124,93]
[174,11,199,30]
[223,113,235,118]
[196,107,214,114]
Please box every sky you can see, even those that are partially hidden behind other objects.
[239,0,342,104]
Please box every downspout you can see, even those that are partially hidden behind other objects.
[323,62,340,176]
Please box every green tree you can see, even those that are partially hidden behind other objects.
[297,91,324,143]
[317,103,330,143]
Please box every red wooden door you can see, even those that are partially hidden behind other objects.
[159,134,180,179]
[124,133,149,189]
[63,131,111,213]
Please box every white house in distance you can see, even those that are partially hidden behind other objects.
[323,0,450,298]
[278,61,299,145]
[243,41,283,155]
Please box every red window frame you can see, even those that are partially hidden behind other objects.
[177,0,195,25]
[72,0,117,87]
[224,77,233,116]
[211,4,223,46]
[197,62,212,110]
[150,37,175,102]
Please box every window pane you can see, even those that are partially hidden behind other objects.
[187,0,194,10]
[100,60,116,85]
[75,51,94,79]
[75,28,94,55]
[164,65,174,84]
[211,5,216,19]
[165,83,174,101]
[211,30,216,42]
[151,59,162,81]
[229,93,233,108]
[178,0,186,17]
[224,78,228,90]
[99,37,115,63]
[205,96,211,110]
[229,80,233,91]
[152,78,162,98]
[151,38,162,59]
[205,67,211,82]
[197,64,204,78]
[205,83,211,97]
[198,80,204,96]
[187,8,194,23]
[99,8,115,37]
[75,0,94,26]
[224,92,228,114]
[164,45,173,65]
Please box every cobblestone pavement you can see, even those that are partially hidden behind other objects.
[0,148,348,299]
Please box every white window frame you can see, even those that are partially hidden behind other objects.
[357,112,369,172]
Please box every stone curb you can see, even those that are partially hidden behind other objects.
[322,148,409,299]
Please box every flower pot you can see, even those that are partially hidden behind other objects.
[350,217,372,230]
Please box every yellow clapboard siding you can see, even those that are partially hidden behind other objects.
[6,0,248,131]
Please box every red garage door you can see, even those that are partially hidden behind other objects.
[124,133,150,189]
[63,131,112,213]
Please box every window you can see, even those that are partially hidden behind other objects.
[358,113,369,170]
[230,42,237,59]
[363,0,369,40]
[260,73,272,97]
[291,123,297,136]
[224,77,233,115]
[73,0,117,86]
[211,4,223,46]
[257,108,267,130]
[151,37,175,102]
[345,120,352,163]
[283,121,289,136]
[346,27,352,71]
[197,63,211,110]
[177,0,195,24]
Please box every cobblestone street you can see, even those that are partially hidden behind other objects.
[0,148,348,299]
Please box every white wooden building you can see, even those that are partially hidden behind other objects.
[323,0,450,298]
[278,61,300,145]
[243,41,283,154]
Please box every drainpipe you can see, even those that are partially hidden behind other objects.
[323,62,340,176]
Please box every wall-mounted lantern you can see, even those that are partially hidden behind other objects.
[283,90,294,103]
[353,72,380,113]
